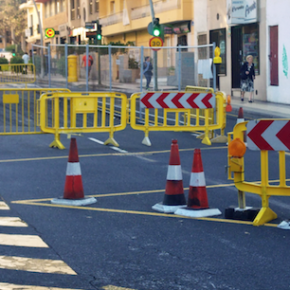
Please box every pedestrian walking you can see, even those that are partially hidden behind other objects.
[240,55,255,103]
[143,56,153,90]
[22,52,30,74]
[82,54,94,77]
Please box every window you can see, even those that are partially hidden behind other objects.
[45,2,49,18]
[95,0,99,13]
[77,0,80,18]
[55,0,60,14]
[71,0,75,20]
[89,0,93,14]
[60,0,64,12]
[242,24,259,75]
[110,1,115,13]
[210,28,227,75]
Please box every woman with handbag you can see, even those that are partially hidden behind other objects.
[240,55,255,103]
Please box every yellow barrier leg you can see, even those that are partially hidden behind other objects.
[49,133,65,150]
[253,206,277,226]
[142,130,151,146]
[201,129,211,145]
[104,131,119,147]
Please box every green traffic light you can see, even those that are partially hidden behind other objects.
[97,34,102,40]
[153,29,160,37]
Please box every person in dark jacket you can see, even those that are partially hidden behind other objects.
[143,56,153,90]
[240,55,255,103]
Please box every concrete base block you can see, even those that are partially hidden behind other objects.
[51,197,97,206]
[152,202,185,213]
[225,206,259,221]
[175,207,222,218]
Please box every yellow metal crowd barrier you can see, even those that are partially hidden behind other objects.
[0,88,70,135]
[130,91,225,146]
[228,121,290,226]
[0,64,36,85]
[185,86,228,143]
[38,92,127,149]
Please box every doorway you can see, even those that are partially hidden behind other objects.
[269,25,278,86]
[231,26,242,89]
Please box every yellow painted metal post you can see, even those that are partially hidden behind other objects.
[49,96,65,149]
[201,109,211,145]
[253,150,277,226]
[279,151,286,187]
[104,97,119,147]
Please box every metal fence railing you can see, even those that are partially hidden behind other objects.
[31,43,215,93]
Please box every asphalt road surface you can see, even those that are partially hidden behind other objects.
[0,90,289,290]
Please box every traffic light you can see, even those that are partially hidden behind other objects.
[12,49,15,56]
[96,24,102,41]
[153,18,161,37]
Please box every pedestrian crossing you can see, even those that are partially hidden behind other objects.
[0,199,81,290]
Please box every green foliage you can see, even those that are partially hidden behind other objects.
[0,57,8,65]
[5,44,16,53]
[129,57,139,69]
[10,56,23,64]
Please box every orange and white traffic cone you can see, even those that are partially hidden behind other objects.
[175,149,221,217]
[51,138,97,206]
[152,140,186,213]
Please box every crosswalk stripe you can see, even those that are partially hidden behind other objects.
[0,283,82,290]
[0,201,9,210]
[0,234,49,248]
[0,256,77,275]
[0,217,28,227]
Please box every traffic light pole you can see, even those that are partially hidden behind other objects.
[149,0,158,91]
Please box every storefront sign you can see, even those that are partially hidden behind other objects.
[59,24,67,37]
[227,0,258,24]
[86,31,97,37]
[163,22,191,35]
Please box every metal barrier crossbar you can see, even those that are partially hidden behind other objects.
[39,92,127,149]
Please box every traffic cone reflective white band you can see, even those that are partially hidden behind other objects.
[152,139,186,213]
[190,172,206,187]
[66,162,82,176]
[166,165,182,180]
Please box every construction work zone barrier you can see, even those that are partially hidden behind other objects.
[38,92,127,149]
[0,88,70,135]
[130,90,226,146]
[185,86,230,144]
[227,119,290,226]
[0,64,36,85]
[51,137,97,206]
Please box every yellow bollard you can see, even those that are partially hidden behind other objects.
[68,55,78,82]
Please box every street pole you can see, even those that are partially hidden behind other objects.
[32,0,44,78]
[149,0,158,91]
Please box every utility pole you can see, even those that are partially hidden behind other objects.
[32,0,44,77]
[149,0,158,91]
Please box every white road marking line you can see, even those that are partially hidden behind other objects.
[0,217,28,227]
[0,283,82,290]
[88,137,104,145]
[0,255,77,275]
[0,234,49,248]
[0,201,9,210]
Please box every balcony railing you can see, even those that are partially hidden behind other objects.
[99,11,123,27]
[131,0,181,20]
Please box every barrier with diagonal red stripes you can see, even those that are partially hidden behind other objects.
[130,90,226,146]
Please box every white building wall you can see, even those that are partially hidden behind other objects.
[267,0,290,104]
